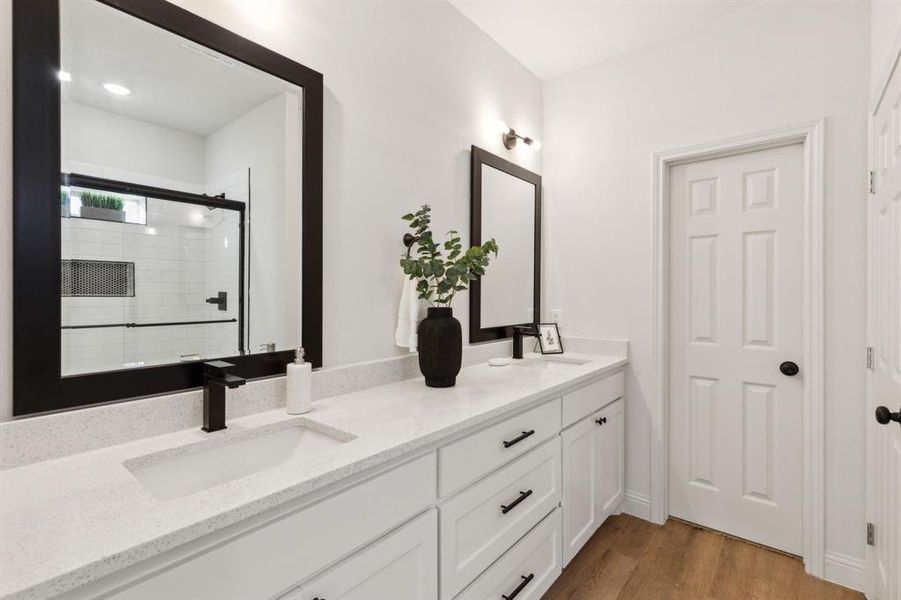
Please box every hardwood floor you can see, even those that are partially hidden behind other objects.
[543,515,863,600]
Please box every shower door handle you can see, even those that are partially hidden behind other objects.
[205,291,227,311]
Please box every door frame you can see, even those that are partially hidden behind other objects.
[649,120,826,576]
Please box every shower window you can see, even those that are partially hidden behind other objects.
[62,184,147,225]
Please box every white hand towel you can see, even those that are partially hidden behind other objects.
[395,278,425,351]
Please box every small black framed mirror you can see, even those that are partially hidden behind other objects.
[469,146,541,343]
[13,0,323,416]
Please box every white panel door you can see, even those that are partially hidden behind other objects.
[668,143,804,555]
[868,55,901,600]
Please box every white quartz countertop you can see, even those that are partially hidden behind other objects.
[0,353,626,600]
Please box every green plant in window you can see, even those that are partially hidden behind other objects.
[79,191,124,212]
[399,204,498,307]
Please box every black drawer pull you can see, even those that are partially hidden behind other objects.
[503,429,535,448]
[595,416,607,425]
[501,489,533,514]
[502,573,535,600]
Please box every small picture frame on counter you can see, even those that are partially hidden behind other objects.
[537,323,564,354]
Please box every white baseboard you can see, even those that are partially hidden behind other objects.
[621,489,652,521]
[823,551,865,592]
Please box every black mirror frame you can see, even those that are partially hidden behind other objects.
[12,0,323,416]
[469,146,541,343]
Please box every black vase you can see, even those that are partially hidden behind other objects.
[417,307,462,388]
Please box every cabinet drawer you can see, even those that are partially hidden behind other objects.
[439,398,561,497]
[296,509,438,600]
[561,371,623,428]
[456,508,562,600]
[107,453,437,600]
[439,438,561,600]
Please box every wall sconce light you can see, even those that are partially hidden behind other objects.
[498,121,541,152]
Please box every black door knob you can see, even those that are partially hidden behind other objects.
[875,406,901,427]
[779,361,799,376]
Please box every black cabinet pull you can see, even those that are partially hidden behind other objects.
[503,429,535,448]
[502,573,535,600]
[595,416,607,425]
[501,489,533,514]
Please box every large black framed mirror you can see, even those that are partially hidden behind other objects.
[469,146,541,343]
[13,0,323,416]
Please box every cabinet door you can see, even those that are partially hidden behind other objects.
[598,399,625,517]
[561,412,602,566]
[299,510,438,600]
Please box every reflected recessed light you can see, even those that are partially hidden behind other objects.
[58,70,72,82]
[102,82,131,96]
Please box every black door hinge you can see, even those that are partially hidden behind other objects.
[869,170,876,194]
[867,522,875,546]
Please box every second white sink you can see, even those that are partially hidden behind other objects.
[512,355,592,369]
[125,419,354,501]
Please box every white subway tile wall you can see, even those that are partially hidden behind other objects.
[61,195,242,375]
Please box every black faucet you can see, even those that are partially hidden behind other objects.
[202,360,246,432]
[512,325,540,359]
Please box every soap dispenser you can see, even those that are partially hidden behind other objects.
[286,347,312,414]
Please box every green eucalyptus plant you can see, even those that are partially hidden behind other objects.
[400,204,498,307]
[79,191,124,211]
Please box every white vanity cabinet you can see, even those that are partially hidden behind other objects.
[598,398,625,516]
[561,407,603,565]
[51,366,626,600]
[93,454,437,600]
[438,436,561,599]
[455,508,562,600]
[284,510,438,600]
[561,397,625,566]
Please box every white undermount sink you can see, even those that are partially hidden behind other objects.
[512,355,592,369]
[125,419,354,501]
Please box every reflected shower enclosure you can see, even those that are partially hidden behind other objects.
[56,0,305,376]
[60,176,244,375]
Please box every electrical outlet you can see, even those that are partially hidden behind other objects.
[550,309,562,326]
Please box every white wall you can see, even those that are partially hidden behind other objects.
[62,101,206,186]
[871,0,901,96]
[205,92,301,353]
[543,0,869,575]
[0,1,542,419]
[169,0,543,368]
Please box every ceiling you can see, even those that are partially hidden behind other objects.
[449,0,761,80]
[60,0,300,136]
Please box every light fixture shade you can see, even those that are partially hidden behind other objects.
[497,120,510,134]
[102,82,132,96]
[531,140,542,152]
